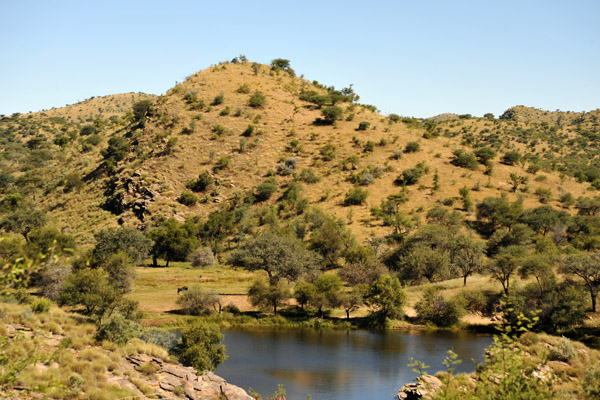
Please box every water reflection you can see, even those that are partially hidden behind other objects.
[215,328,492,400]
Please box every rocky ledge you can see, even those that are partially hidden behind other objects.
[120,353,253,400]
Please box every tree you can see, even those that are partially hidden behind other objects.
[501,151,522,166]
[344,186,368,206]
[474,147,496,165]
[320,106,343,124]
[452,236,485,286]
[520,205,567,236]
[189,247,215,268]
[308,214,354,268]
[58,269,121,321]
[248,279,290,315]
[26,227,75,256]
[311,274,344,316]
[476,196,523,231]
[177,286,221,315]
[400,245,451,283]
[294,282,317,311]
[415,286,464,327]
[248,91,266,108]
[100,251,136,293]
[366,275,406,319]
[101,136,130,167]
[561,252,600,312]
[488,245,527,295]
[178,321,226,372]
[229,233,319,284]
[0,209,46,241]
[341,284,367,319]
[451,150,478,170]
[132,100,153,125]
[92,227,152,266]
[148,219,195,267]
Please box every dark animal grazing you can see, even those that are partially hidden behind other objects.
[177,286,189,294]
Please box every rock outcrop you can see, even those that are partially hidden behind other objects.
[397,375,442,400]
[121,353,253,400]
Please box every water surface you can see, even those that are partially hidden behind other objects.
[215,328,492,400]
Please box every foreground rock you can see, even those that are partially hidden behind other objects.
[122,354,253,400]
[397,375,442,400]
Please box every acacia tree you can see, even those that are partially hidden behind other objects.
[488,245,527,295]
[148,219,194,267]
[229,233,320,284]
[561,253,600,312]
[366,275,406,319]
[452,236,485,286]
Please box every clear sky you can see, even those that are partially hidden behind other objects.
[1,0,598,118]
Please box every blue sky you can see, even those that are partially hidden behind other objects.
[1,0,598,118]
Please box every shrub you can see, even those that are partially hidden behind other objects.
[534,187,552,203]
[39,260,71,301]
[319,143,336,161]
[248,91,266,108]
[183,91,199,103]
[187,172,213,192]
[415,286,465,327]
[211,124,226,136]
[404,141,420,153]
[502,151,522,165]
[549,337,577,362]
[397,165,426,185]
[30,297,52,313]
[299,168,320,183]
[364,141,375,153]
[320,106,343,124]
[212,93,224,106]
[344,186,369,205]
[241,124,255,137]
[359,172,375,186]
[277,157,297,176]
[214,157,231,171]
[178,320,226,372]
[96,312,142,345]
[176,286,221,315]
[236,83,251,94]
[390,150,403,160]
[178,191,199,206]
[474,147,496,165]
[357,121,370,131]
[388,114,401,123]
[190,247,215,268]
[80,124,98,136]
[451,150,479,169]
[255,180,278,201]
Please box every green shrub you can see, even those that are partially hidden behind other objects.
[502,151,522,165]
[80,124,98,136]
[212,92,224,106]
[214,157,231,171]
[344,186,369,205]
[357,121,370,131]
[30,297,52,313]
[178,191,199,206]
[176,286,221,315]
[320,106,343,124]
[187,172,213,192]
[404,141,420,153]
[96,312,142,345]
[277,157,297,176]
[211,124,226,136]
[451,149,479,169]
[300,168,320,184]
[241,124,255,137]
[236,83,251,94]
[255,180,278,201]
[364,141,375,153]
[415,286,464,327]
[549,337,576,362]
[248,91,266,108]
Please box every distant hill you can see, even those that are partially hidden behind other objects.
[0,60,599,244]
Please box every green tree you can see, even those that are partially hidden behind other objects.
[474,147,496,165]
[26,227,75,256]
[488,245,527,295]
[248,279,290,315]
[311,274,344,316]
[366,275,406,319]
[452,236,485,286]
[560,252,600,312]
[100,251,136,293]
[248,91,266,108]
[178,320,227,372]
[451,150,478,169]
[58,269,121,321]
[132,100,153,125]
[148,219,194,267]
[229,233,319,284]
[415,286,464,327]
[92,227,152,266]
[101,136,129,167]
[320,106,343,124]
[0,209,46,241]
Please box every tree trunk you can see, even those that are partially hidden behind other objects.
[346,309,350,319]
[152,255,158,268]
[592,293,597,313]
[166,258,170,268]
[463,275,468,286]
[273,303,277,316]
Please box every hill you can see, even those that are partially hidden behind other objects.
[1,60,599,244]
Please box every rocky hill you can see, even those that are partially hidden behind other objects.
[1,59,599,244]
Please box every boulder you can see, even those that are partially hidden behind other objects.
[397,375,442,400]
